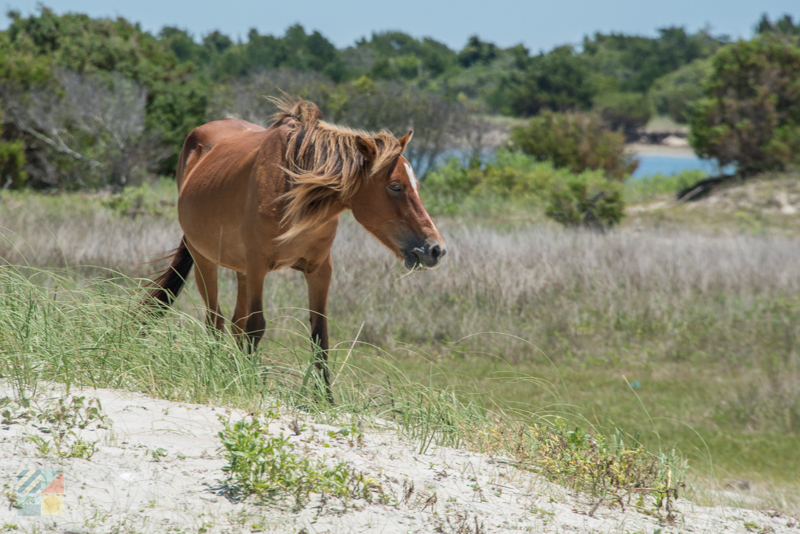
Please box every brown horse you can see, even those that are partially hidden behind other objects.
[145,97,446,399]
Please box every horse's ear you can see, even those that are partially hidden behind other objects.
[398,130,413,153]
[355,136,378,162]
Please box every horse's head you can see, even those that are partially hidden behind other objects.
[349,131,446,270]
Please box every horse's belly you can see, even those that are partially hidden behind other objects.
[178,172,250,271]
[183,221,248,272]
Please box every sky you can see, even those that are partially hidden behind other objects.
[1,0,798,52]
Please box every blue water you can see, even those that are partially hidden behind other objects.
[632,155,728,178]
[431,150,730,179]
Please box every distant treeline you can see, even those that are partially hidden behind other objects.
[0,7,798,190]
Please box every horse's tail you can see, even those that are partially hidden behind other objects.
[142,236,194,313]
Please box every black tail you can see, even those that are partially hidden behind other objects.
[143,236,194,313]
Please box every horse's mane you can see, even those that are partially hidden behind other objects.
[269,96,404,242]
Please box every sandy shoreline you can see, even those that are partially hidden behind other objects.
[626,142,696,158]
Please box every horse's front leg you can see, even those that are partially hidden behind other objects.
[231,271,249,349]
[304,254,334,403]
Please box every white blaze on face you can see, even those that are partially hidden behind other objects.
[403,162,419,194]
[403,160,439,233]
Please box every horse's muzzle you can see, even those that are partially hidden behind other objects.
[403,241,447,270]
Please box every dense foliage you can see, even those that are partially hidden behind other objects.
[423,150,626,229]
[689,36,800,175]
[649,58,711,123]
[509,111,638,180]
[592,91,652,134]
[0,6,793,197]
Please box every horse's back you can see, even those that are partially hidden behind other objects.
[176,119,269,190]
[176,118,283,270]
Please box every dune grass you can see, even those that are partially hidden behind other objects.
[0,264,684,511]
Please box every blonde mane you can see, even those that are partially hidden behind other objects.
[270,96,404,242]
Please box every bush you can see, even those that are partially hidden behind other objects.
[0,133,27,189]
[649,58,712,124]
[689,37,800,175]
[546,172,625,230]
[423,150,625,229]
[509,111,639,180]
[592,91,652,133]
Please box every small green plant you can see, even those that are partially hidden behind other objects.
[461,418,684,518]
[218,413,374,506]
[1,394,111,461]
[26,433,99,459]
[5,490,22,510]
[743,521,773,533]
[529,420,684,518]
[150,448,169,462]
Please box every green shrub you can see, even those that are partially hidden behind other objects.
[689,36,800,175]
[546,171,625,230]
[649,58,712,124]
[592,91,652,133]
[0,139,27,189]
[424,150,625,229]
[423,150,564,216]
[509,111,639,180]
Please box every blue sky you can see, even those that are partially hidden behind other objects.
[2,1,798,52]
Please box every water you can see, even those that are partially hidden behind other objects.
[632,154,729,178]
[430,150,731,179]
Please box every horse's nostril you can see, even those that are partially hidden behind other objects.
[430,244,441,261]
[440,246,447,257]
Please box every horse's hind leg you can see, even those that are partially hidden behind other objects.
[186,243,224,331]
[231,271,249,348]
[304,254,334,403]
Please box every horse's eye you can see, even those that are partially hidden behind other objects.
[388,183,403,193]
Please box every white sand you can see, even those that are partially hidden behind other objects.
[626,143,696,158]
[1,384,796,533]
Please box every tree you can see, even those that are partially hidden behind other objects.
[2,7,205,174]
[689,36,800,175]
[458,36,498,68]
[582,27,724,93]
[1,71,162,188]
[592,91,652,134]
[495,45,594,116]
[351,31,457,80]
[649,58,712,123]
[756,13,800,37]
